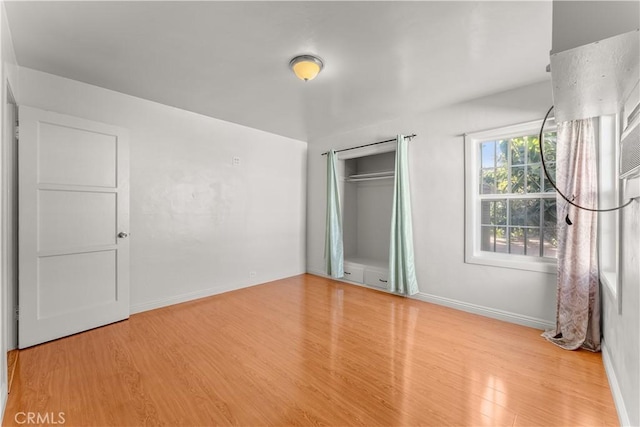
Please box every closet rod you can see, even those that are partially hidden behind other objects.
[320,134,416,156]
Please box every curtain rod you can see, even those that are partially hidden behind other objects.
[320,134,417,156]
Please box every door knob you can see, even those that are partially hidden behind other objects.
[117,232,129,239]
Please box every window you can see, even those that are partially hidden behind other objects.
[465,120,557,273]
[597,115,621,307]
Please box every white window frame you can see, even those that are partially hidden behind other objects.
[465,119,557,274]
[597,115,622,312]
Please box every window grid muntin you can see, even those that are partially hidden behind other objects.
[480,195,556,258]
[477,132,557,259]
[479,134,557,196]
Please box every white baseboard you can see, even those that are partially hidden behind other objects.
[131,270,306,315]
[412,292,555,330]
[307,269,375,290]
[130,281,258,315]
[307,268,327,278]
[307,269,554,330]
[129,273,296,314]
[602,339,629,426]
[307,268,348,281]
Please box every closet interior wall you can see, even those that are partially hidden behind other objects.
[341,151,395,288]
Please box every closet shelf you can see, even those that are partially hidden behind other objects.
[345,170,394,182]
[344,257,388,270]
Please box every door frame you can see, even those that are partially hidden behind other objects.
[1,79,17,408]
[3,85,17,353]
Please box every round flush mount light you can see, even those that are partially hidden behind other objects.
[289,55,324,82]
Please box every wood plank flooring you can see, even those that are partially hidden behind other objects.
[2,274,617,426]
[6,350,18,394]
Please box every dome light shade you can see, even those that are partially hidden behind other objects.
[289,55,324,81]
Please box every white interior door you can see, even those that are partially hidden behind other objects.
[18,105,129,349]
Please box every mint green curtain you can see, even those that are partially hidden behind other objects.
[389,135,418,295]
[325,150,344,278]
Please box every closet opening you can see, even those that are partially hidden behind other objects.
[340,150,395,289]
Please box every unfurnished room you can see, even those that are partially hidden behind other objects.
[0,1,637,426]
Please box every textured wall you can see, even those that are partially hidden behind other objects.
[0,0,20,410]
[18,67,307,313]
[552,1,639,53]
[602,200,640,425]
[307,80,557,327]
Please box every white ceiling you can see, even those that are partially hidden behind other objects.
[5,1,552,141]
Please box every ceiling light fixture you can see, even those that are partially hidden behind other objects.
[289,55,324,82]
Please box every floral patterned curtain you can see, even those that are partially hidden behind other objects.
[542,118,600,351]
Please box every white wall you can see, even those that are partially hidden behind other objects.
[18,67,307,314]
[1,0,17,352]
[343,152,395,263]
[0,0,18,415]
[552,1,639,53]
[602,200,640,426]
[356,181,393,261]
[307,80,557,328]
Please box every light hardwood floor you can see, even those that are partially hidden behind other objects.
[6,349,18,394]
[3,274,618,426]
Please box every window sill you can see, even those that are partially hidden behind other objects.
[466,252,557,274]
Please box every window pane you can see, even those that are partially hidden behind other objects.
[482,200,507,225]
[510,199,525,226]
[481,201,492,225]
[471,128,557,263]
[543,227,558,258]
[526,228,541,256]
[481,141,495,168]
[480,168,496,194]
[481,226,495,251]
[543,198,557,227]
[525,199,540,226]
[543,132,557,162]
[527,136,541,163]
[495,227,507,253]
[494,200,507,225]
[509,227,525,255]
[543,162,556,192]
[526,165,541,193]
[496,140,508,167]
[511,137,525,165]
[511,166,525,193]
[496,167,509,193]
